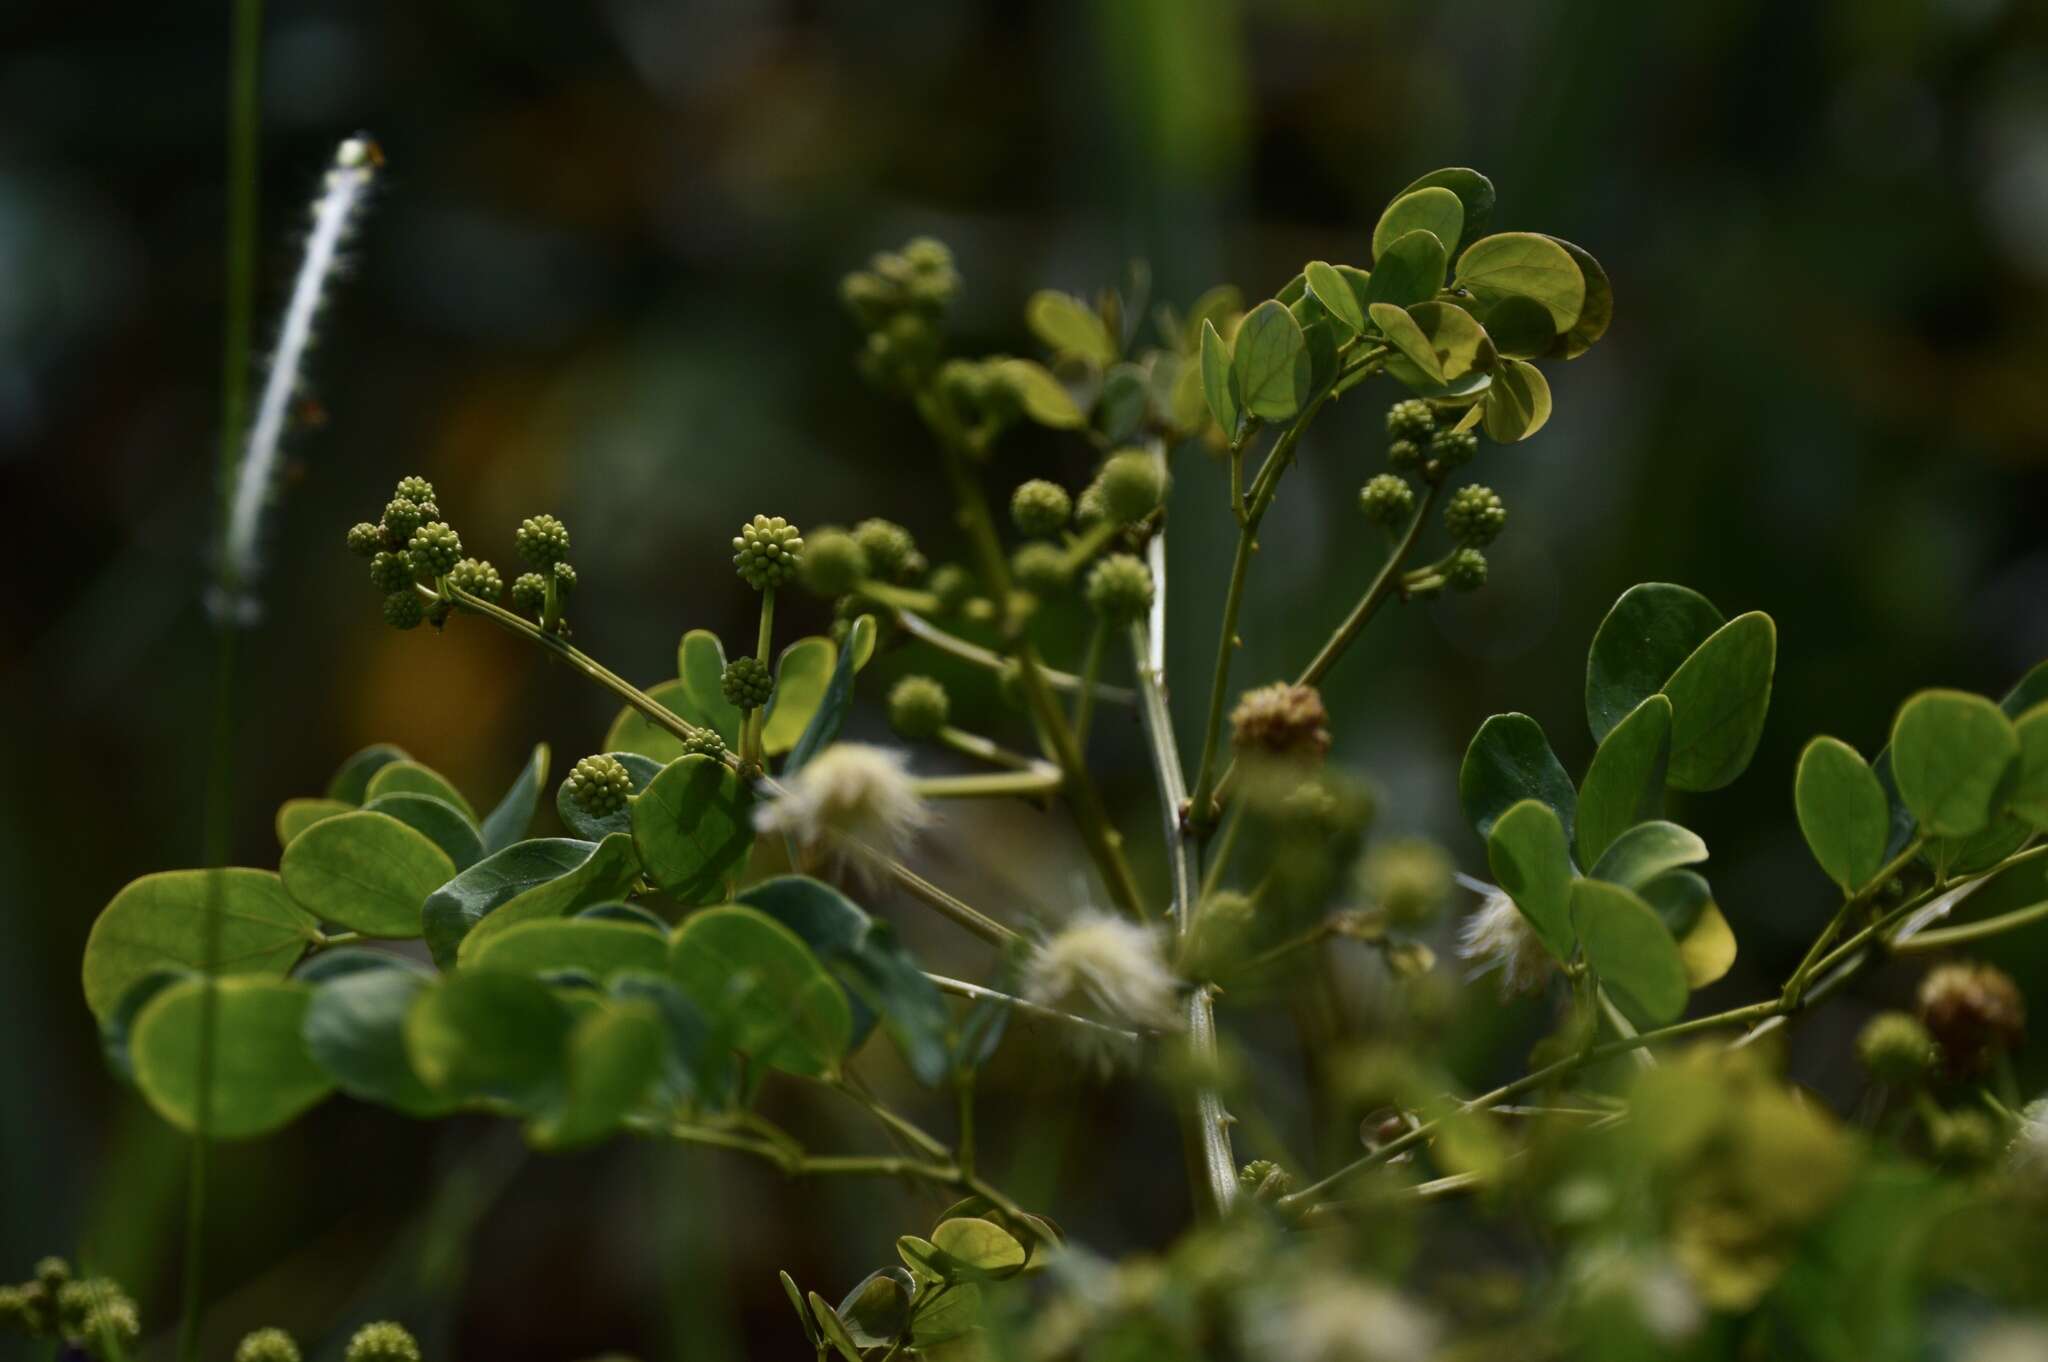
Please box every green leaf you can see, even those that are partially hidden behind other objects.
[785,623,869,774]
[1394,300,1495,381]
[1576,694,1672,866]
[1025,290,1116,366]
[1368,303,1444,384]
[1454,232,1586,334]
[83,869,318,1022]
[1363,230,1448,310]
[929,1217,1028,1279]
[1589,820,1708,890]
[362,793,484,870]
[1585,583,1728,743]
[480,743,550,856]
[897,1235,947,1284]
[668,905,852,1076]
[1480,358,1552,442]
[909,1282,983,1347]
[993,358,1085,429]
[1460,713,1577,843]
[1889,690,2021,838]
[2011,701,2048,829]
[1636,870,1736,988]
[604,680,713,765]
[1542,236,1613,358]
[1485,799,1576,960]
[453,832,643,965]
[280,810,455,939]
[364,760,477,823]
[1096,362,1149,442]
[1303,261,1366,336]
[836,1269,913,1349]
[405,969,572,1111]
[1571,879,1689,1026]
[132,978,334,1137]
[420,838,615,969]
[528,1002,667,1149]
[1198,319,1238,437]
[301,967,453,1116]
[1473,294,1557,360]
[1794,737,1890,892]
[466,918,668,983]
[1371,186,1463,263]
[1398,167,1494,249]
[762,637,838,755]
[808,1292,863,1362]
[737,875,951,1086]
[631,756,754,905]
[679,630,747,749]
[1660,612,1777,793]
[276,798,350,848]
[1230,300,1309,422]
[610,971,729,1109]
[326,743,410,804]
[100,967,190,1087]
[556,752,664,840]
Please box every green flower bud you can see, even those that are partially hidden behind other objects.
[344,1321,422,1362]
[510,572,547,615]
[346,522,383,557]
[1930,1108,1998,1170]
[1386,399,1435,443]
[1097,450,1165,526]
[381,497,424,544]
[1386,438,1424,473]
[1085,553,1154,623]
[514,514,571,568]
[901,236,954,276]
[446,558,502,600]
[681,728,727,758]
[801,529,870,597]
[1444,484,1507,546]
[1358,474,1414,527]
[1428,429,1479,471]
[840,271,893,328]
[370,551,415,593]
[732,514,804,590]
[721,655,773,709]
[236,1327,303,1362]
[382,591,424,631]
[1074,481,1108,529]
[406,522,462,578]
[1012,542,1071,596]
[928,564,974,614]
[1444,547,1488,592]
[886,675,950,739]
[393,475,436,506]
[1237,1159,1294,1201]
[853,518,917,583]
[0,1286,31,1331]
[34,1259,69,1296]
[1359,838,1453,928]
[1857,1011,1937,1086]
[82,1298,140,1349]
[566,754,633,817]
[1010,480,1072,537]
[552,561,577,594]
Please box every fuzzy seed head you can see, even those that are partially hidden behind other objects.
[732,514,804,589]
[344,1321,421,1362]
[407,522,462,578]
[1445,546,1488,592]
[346,522,383,557]
[1012,541,1071,596]
[1023,912,1180,1034]
[514,514,571,568]
[1010,479,1073,537]
[887,675,950,739]
[510,572,547,615]
[567,755,633,817]
[852,518,917,583]
[1919,962,2026,1073]
[1358,474,1415,527]
[801,528,869,597]
[1445,484,1507,545]
[1386,398,1437,443]
[1086,553,1154,623]
[236,1327,303,1362]
[1856,1011,1937,1086]
[1097,450,1166,526]
[1230,683,1332,764]
[382,591,424,631]
[1458,886,1557,998]
[720,655,773,709]
[753,743,930,869]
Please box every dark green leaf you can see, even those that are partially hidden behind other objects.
[1369,302,1444,383]
[556,752,664,841]
[837,1268,913,1348]
[1363,229,1448,310]
[280,810,455,939]
[1398,167,1494,249]
[528,1002,667,1149]
[479,743,551,856]
[785,620,872,774]
[453,832,643,965]
[667,905,852,1077]
[1659,612,1776,792]
[1542,237,1613,358]
[1485,798,1576,960]
[678,629,746,750]
[1588,820,1708,890]
[302,966,452,1116]
[100,967,190,1086]
[404,969,572,1110]
[362,793,484,870]
[466,917,668,982]
[326,743,410,804]
[1794,737,1890,892]
[2011,701,2048,829]
[1230,300,1309,422]
[1585,583,1727,743]
[364,760,477,823]
[1303,260,1366,335]
[1371,187,1463,262]
[1199,319,1239,437]
[631,756,753,905]
[762,637,838,756]
[1576,694,1672,866]
[1459,713,1576,843]
[610,970,730,1109]
[419,838,606,969]
[1890,689,2020,838]
[1480,358,1552,442]
[1571,879,1689,1026]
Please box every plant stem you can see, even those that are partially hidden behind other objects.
[1072,619,1108,749]
[913,769,1064,800]
[923,973,1140,1044]
[1893,896,2048,952]
[894,608,1135,706]
[938,726,1040,772]
[1781,836,1925,1003]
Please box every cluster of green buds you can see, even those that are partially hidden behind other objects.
[565,753,634,817]
[797,517,928,600]
[0,1256,138,1359]
[1356,401,1510,598]
[236,1321,419,1362]
[510,513,578,634]
[841,237,961,390]
[346,474,478,630]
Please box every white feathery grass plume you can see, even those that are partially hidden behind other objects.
[217,134,380,612]
[753,742,931,877]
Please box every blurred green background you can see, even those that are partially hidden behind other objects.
[4,0,2047,1356]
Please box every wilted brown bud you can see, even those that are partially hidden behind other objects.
[1917,962,2026,1074]
[1230,683,1332,764]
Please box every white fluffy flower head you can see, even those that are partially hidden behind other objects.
[1240,1272,1441,1362]
[1456,880,1557,998]
[1023,912,1181,1035]
[754,743,929,874]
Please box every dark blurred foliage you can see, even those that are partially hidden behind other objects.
[3,0,2047,1357]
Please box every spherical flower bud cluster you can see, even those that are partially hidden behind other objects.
[446,558,503,600]
[1097,450,1165,526]
[1358,474,1415,527]
[344,1320,422,1362]
[1387,439,1425,473]
[1919,961,2026,1074]
[1428,429,1479,473]
[721,655,773,709]
[681,728,727,758]
[566,754,633,817]
[841,239,959,389]
[370,551,414,592]
[1012,542,1071,596]
[1238,1159,1295,1201]
[1445,484,1506,545]
[1444,547,1488,592]
[1386,399,1436,443]
[853,519,920,583]
[511,573,547,614]
[346,522,383,557]
[801,528,869,597]
[1086,553,1154,623]
[1359,838,1453,927]
[383,591,424,631]
[1230,683,1333,764]
[1930,1108,1998,1170]
[887,675,950,739]
[235,1327,304,1362]
[514,513,571,568]
[381,497,428,543]
[1856,1011,1937,1086]
[406,521,463,578]
[1011,480,1072,537]
[1074,482,1108,530]
[551,561,577,594]
[732,515,804,590]
[928,564,975,615]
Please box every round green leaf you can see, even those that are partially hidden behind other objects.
[1394,300,1495,382]
[1025,290,1116,366]
[1794,737,1889,892]
[1481,358,1552,442]
[420,837,620,969]
[131,978,334,1137]
[281,811,455,939]
[556,752,664,841]
[611,971,729,1110]
[1676,903,1737,989]
[1660,612,1776,793]
[1459,712,1577,842]
[1231,300,1310,422]
[453,832,643,965]
[678,630,745,748]
[1485,799,1576,961]
[479,742,551,856]
[100,967,190,1087]
[528,1002,667,1149]
[276,798,350,848]
[1542,236,1613,358]
[404,969,572,1110]
[763,637,838,755]
[992,358,1084,429]
[1398,167,1494,249]
[631,756,754,906]
[466,918,668,983]
[1576,694,1672,867]
[1303,261,1366,336]
[930,1217,1028,1279]
[1454,232,1585,333]
[1372,186,1463,263]
[1363,229,1448,310]
[1588,820,1708,890]
[837,1268,913,1349]
[1198,318,1239,437]
[2005,700,2048,830]
[667,905,852,1076]
[1472,294,1556,360]
[1369,302,1444,384]
[326,743,410,804]
[363,792,485,870]
[604,680,711,766]
[364,760,476,823]
[1585,583,1727,743]
[1890,690,2021,838]
[1571,879,1689,1027]
[302,967,452,1116]
[83,869,318,1022]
